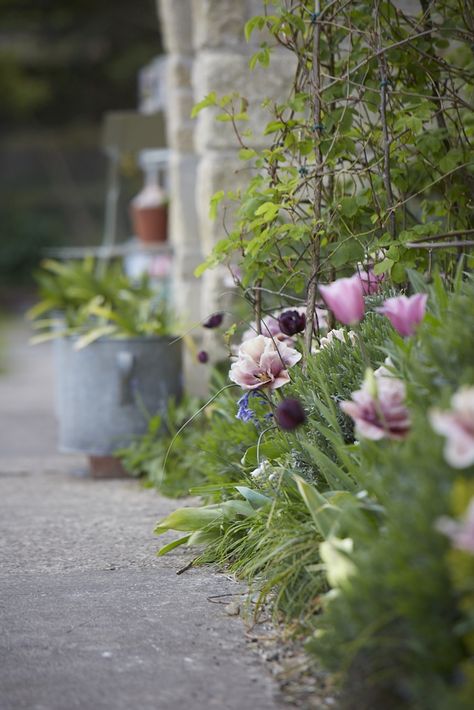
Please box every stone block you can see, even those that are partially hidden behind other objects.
[195,153,246,253]
[200,266,236,365]
[168,55,193,89]
[193,49,296,151]
[157,0,194,55]
[176,249,205,279]
[191,0,247,50]
[183,345,210,397]
[171,269,203,323]
[165,89,195,152]
[201,265,236,319]
[168,152,200,249]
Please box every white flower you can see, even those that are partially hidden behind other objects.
[316,328,357,351]
[250,460,272,481]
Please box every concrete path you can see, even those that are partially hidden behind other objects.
[0,324,285,710]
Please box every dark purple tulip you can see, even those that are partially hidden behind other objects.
[203,312,224,329]
[278,310,306,336]
[197,350,209,364]
[275,398,306,431]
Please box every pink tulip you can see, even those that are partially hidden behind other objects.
[356,267,385,295]
[436,497,474,554]
[377,293,427,337]
[319,276,365,325]
[340,366,411,440]
[429,387,474,469]
[229,335,301,391]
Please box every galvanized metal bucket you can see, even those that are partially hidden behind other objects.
[54,335,183,455]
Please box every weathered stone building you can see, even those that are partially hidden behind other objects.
[156,0,295,393]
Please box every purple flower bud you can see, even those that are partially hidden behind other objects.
[275,398,306,431]
[278,310,306,336]
[203,312,224,329]
[197,350,209,364]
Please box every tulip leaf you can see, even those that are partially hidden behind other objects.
[156,535,191,556]
[154,507,224,535]
[235,486,272,509]
[302,442,356,492]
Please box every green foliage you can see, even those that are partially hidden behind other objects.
[185,378,276,495]
[0,50,50,119]
[193,0,474,351]
[0,0,162,128]
[153,313,393,617]
[307,277,474,709]
[152,2,474,704]
[28,258,175,345]
[154,276,474,707]
[116,396,205,498]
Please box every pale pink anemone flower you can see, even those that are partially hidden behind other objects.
[376,293,427,337]
[356,267,385,296]
[229,334,301,391]
[436,497,474,555]
[242,306,327,344]
[319,276,365,326]
[340,366,411,440]
[429,386,474,469]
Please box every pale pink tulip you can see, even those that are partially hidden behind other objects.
[356,267,385,295]
[319,276,365,325]
[436,498,474,554]
[340,366,411,440]
[377,293,427,337]
[229,335,301,391]
[429,387,474,469]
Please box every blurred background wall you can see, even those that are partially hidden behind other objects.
[0,0,163,308]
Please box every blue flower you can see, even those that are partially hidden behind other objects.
[236,392,257,423]
[236,390,273,426]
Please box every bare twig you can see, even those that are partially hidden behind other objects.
[374,0,396,239]
[304,0,323,365]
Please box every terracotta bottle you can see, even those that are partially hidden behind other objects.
[131,153,168,243]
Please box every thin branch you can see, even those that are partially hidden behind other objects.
[304,0,323,366]
[409,229,474,243]
[407,240,474,249]
[374,0,396,239]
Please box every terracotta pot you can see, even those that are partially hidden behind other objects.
[131,203,168,243]
[88,455,129,479]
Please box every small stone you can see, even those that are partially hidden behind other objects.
[224,601,240,616]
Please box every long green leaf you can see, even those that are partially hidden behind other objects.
[294,474,336,539]
[157,535,191,556]
[74,325,117,350]
[154,506,224,535]
[303,442,356,491]
[235,486,272,509]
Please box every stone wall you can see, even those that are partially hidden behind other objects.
[157,0,295,394]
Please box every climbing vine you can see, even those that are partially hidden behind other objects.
[193,0,474,356]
